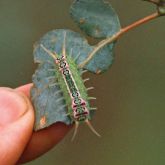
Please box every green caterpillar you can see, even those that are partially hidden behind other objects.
[31,31,100,140]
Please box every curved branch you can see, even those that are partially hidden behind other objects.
[79,12,160,69]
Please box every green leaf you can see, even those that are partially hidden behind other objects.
[84,43,115,73]
[33,29,114,73]
[70,0,121,38]
[31,62,72,130]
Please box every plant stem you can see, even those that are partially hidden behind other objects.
[79,12,160,69]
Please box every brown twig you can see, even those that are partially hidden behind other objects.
[78,12,160,69]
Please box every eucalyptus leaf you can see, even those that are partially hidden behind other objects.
[31,62,72,130]
[70,0,121,38]
[34,29,114,73]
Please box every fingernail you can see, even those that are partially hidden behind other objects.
[0,88,28,127]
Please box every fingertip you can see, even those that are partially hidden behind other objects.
[15,83,33,98]
[0,87,34,165]
[0,88,30,127]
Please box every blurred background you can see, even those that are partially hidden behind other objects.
[0,0,165,165]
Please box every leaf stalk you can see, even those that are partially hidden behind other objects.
[79,12,160,68]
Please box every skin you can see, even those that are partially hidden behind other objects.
[0,83,71,165]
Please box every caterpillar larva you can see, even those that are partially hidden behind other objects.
[31,31,100,140]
